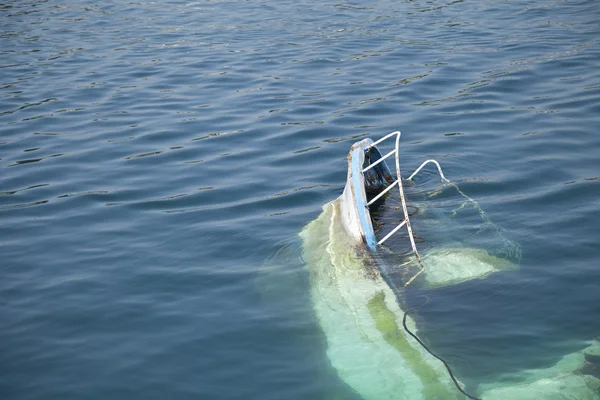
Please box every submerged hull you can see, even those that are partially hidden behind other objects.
[301,197,464,399]
[299,135,600,399]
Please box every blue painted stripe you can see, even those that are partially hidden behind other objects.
[351,146,378,251]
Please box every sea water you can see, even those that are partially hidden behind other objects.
[2,0,600,398]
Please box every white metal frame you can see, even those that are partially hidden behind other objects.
[362,131,448,287]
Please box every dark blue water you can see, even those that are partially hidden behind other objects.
[2,0,600,398]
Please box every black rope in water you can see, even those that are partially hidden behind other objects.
[377,266,480,399]
[402,310,481,400]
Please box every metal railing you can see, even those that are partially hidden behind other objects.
[363,131,448,287]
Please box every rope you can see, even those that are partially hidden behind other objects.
[402,310,481,400]
[377,267,481,400]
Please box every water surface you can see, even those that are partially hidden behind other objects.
[2,0,600,398]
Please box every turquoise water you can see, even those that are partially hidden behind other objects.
[2,0,600,398]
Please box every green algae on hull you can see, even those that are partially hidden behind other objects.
[367,291,464,400]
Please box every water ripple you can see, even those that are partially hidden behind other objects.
[1,0,600,398]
